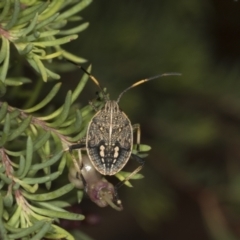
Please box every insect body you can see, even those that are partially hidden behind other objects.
[87,100,133,175]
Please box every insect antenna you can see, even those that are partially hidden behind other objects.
[116,72,181,103]
[66,60,107,100]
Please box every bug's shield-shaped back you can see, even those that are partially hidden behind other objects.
[86,101,133,175]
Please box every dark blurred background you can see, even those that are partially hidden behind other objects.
[63,0,240,239]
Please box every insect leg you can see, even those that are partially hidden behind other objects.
[89,100,101,112]
[68,141,86,153]
[131,123,145,166]
[131,123,145,165]
[68,142,88,191]
[132,123,141,151]
[114,164,143,190]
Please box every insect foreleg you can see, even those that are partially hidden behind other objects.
[89,100,100,112]
[69,142,86,153]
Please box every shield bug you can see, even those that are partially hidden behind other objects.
[69,61,180,192]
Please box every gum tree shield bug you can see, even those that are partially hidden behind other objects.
[69,61,181,178]
[86,100,133,175]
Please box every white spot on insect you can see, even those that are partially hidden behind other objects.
[100,145,105,157]
[114,146,119,158]
[101,158,105,163]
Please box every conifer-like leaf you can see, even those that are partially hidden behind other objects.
[7,221,49,239]
[0,0,91,82]
[24,83,62,113]
[5,77,32,86]
[22,183,74,201]
[39,65,91,121]
[47,90,72,127]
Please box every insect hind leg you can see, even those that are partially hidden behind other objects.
[114,163,143,192]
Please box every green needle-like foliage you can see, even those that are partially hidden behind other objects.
[0,1,151,239]
[0,0,92,239]
[0,71,93,238]
[0,0,91,84]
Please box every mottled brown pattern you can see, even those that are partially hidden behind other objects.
[86,101,133,175]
